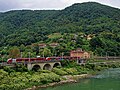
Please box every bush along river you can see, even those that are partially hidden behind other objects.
[38,68,120,90]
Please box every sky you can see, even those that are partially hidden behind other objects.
[0,0,120,12]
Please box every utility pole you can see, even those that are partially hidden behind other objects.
[39,46,40,56]
[2,56,4,63]
[101,52,102,57]
[43,51,44,58]
[28,52,30,63]
[55,52,56,57]
[77,51,78,61]
[106,52,108,60]
[21,52,22,58]
[114,53,116,57]
[62,52,64,60]
[91,52,94,59]
[77,50,79,64]
[114,52,116,60]
[53,47,56,57]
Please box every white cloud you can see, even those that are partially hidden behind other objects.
[0,0,119,12]
[96,0,120,8]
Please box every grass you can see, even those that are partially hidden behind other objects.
[48,33,63,39]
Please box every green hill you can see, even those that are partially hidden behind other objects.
[0,2,120,56]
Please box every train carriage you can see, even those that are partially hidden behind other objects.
[7,56,81,64]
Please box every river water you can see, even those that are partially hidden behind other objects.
[39,68,120,90]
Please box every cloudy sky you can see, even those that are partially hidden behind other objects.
[0,0,120,12]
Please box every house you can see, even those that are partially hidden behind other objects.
[49,43,59,48]
[87,34,95,40]
[70,48,90,59]
[38,44,46,48]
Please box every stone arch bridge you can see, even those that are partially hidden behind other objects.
[27,61,61,71]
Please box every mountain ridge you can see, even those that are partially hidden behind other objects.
[0,2,120,55]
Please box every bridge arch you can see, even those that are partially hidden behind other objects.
[53,63,61,68]
[43,64,51,70]
[27,61,61,71]
[32,64,41,71]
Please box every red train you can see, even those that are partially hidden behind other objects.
[7,56,80,64]
[7,57,46,64]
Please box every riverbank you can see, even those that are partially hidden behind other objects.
[0,60,120,90]
[26,74,91,90]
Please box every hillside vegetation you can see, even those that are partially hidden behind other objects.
[0,2,120,59]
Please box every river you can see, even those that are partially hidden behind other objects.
[39,68,120,90]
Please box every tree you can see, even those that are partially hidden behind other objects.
[31,43,39,55]
[9,47,20,58]
[89,37,103,50]
[19,44,25,52]
[41,48,52,57]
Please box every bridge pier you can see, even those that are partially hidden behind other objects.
[27,63,32,71]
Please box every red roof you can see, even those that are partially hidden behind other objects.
[71,48,84,53]
[71,51,84,53]
[49,43,59,47]
[39,44,46,47]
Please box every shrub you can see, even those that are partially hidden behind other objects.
[52,68,68,75]
[29,72,60,84]
[0,69,8,79]
[40,73,60,83]
[15,64,28,72]
[30,74,41,83]
[3,66,14,73]
[94,66,102,71]
[0,69,61,90]
[62,68,78,75]
[61,60,77,68]
[85,63,96,70]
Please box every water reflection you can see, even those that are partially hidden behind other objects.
[95,68,120,79]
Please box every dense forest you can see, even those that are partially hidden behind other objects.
[0,2,120,60]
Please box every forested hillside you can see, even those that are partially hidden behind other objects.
[0,2,120,59]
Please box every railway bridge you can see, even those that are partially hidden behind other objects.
[0,61,61,71]
[27,61,61,71]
